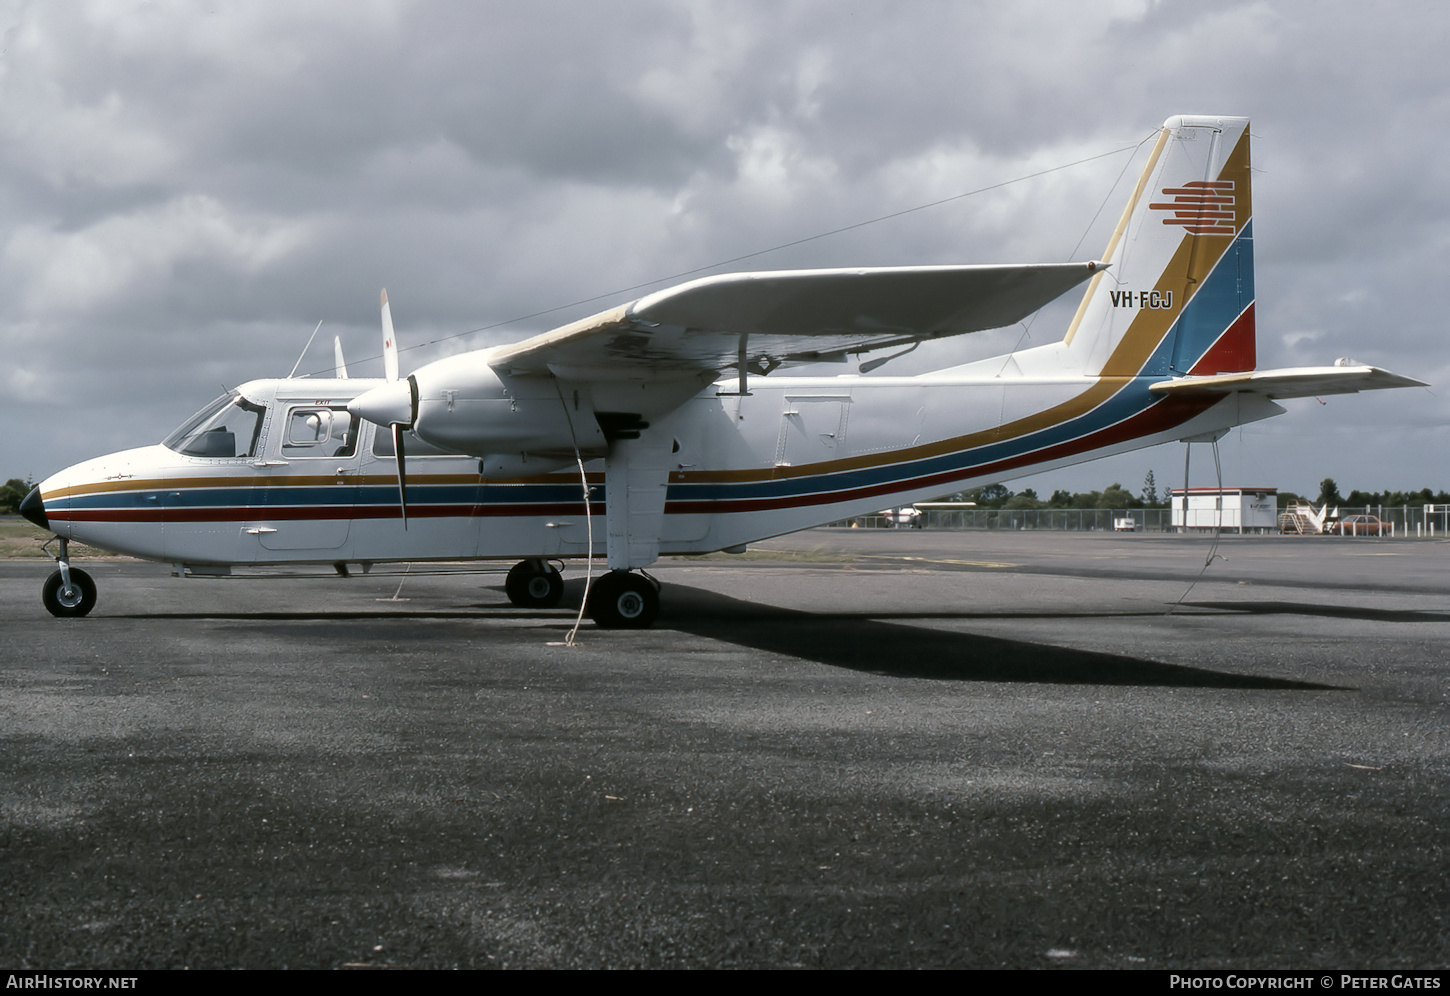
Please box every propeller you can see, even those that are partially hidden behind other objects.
[381,289,399,383]
[392,423,408,528]
[346,290,418,528]
[334,336,349,379]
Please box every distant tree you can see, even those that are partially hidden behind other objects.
[1141,470,1159,506]
[1,477,32,514]
[1277,491,1303,509]
[1317,478,1343,506]
[978,484,1011,507]
[1098,482,1140,509]
[1004,489,1043,510]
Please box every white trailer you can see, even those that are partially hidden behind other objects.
[1170,487,1279,533]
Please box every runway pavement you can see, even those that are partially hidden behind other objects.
[2,530,1447,968]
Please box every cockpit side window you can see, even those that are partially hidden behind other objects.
[282,407,358,458]
[162,392,266,459]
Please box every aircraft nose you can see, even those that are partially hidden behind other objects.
[19,486,48,530]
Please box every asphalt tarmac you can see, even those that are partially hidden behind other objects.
[2,530,1447,969]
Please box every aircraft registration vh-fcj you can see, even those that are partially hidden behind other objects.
[21,115,1424,626]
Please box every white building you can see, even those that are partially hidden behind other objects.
[1169,487,1279,533]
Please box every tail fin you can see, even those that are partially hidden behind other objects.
[1065,115,1254,379]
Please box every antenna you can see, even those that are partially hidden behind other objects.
[287,321,325,379]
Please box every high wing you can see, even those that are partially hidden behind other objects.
[1150,363,1425,399]
[488,262,1106,377]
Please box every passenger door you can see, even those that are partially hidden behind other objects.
[254,405,360,552]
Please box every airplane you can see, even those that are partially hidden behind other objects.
[19,115,1424,627]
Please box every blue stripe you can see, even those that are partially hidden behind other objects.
[1167,220,1254,374]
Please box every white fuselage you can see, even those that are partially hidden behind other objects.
[36,340,1278,570]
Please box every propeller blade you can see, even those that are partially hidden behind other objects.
[381,289,398,383]
[392,422,409,529]
[334,336,349,379]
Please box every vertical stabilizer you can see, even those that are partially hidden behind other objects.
[1065,116,1254,380]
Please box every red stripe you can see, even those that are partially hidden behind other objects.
[1188,302,1256,375]
[664,396,1217,516]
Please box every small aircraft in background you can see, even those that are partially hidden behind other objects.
[21,115,1423,626]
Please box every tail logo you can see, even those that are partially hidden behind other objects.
[1148,180,1236,236]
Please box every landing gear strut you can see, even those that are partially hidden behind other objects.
[504,559,565,608]
[41,538,96,618]
[586,570,659,629]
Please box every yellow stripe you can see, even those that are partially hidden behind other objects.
[1102,127,1250,377]
[47,472,487,499]
[1064,126,1171,346]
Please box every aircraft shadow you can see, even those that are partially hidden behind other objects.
[105,584,1341,690]
[636,583,1342,691]
[1185,601,1450,624]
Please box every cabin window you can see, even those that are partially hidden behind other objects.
[282,407,358,458]
[162,392,266,459]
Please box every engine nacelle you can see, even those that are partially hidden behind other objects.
[409,350,608,463]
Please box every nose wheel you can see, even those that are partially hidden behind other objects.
[43,567,96,617]
[40,533,97,620]
[586,570,660,629]
[40,537,96,618]
[504,559,565,608]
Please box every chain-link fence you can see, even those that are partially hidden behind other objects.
[835,505,1450,535]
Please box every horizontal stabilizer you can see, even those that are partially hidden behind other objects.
[1150,364,1426,400]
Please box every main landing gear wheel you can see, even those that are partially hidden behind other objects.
[504,560,565,609]
[586,570,659,629]
[43,568,96,618]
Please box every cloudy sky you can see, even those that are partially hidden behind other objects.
[3,0,1447,499]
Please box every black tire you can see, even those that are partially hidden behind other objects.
[586,571,659,629]
[43,568,96,618]
[504,561,564,608]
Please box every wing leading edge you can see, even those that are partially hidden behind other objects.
[489,262,1106,378]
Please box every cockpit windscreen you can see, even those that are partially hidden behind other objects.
[162,392,266,459]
